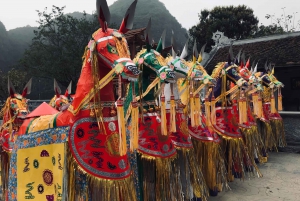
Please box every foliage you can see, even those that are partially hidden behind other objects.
[19,6,94,88]
[189,5,259,52]
[265,8,300,32]
[252,24,285,38]
[0,68,28,99]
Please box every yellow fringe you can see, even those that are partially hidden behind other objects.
[270,119,287,147]
[138,153,176,201]
[160,96,168,136]
[191,139,229,192]
[130,102,139,152]
[170,96,177,132]
[67,144,137,201]
[239,127,263,178]
[117,102,127,156]
[173,147,209,201]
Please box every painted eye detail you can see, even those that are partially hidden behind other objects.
[107,44,118,55]
[153,60,159,65]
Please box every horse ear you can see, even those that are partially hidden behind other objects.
[144,18,152,52]
[245,57,250,69]
[241,51,245,67]
[65,81,72,97]
[96,0,111,33]
[156,29,166,53]
[22,78,32,97]
[264,60,268,72]
[172,47,177,59]
[54,79,62,97]
[171,30,177,52]
[119,0,137,34]
[198,43,206,63]
[192,40,198,63]
[180,38,189,59]
[7,77,16,98]
[254,63,258,74]
[235,49,242,65]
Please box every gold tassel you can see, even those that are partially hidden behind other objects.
[211,96,216,125]
[242,99,247,123]
[278,88,283,111]
[169,83,176,132]
[117,100,127,156]
[252,93,258,117]
[238,99,243,124]
[205,99,211,127]
[190,93,196,127]
[271,91,276,114]
[257,94,263,118]
[194,95,201,126]
[238,91,247,124]
[170,95,177,132]
[130,101,139,152]
[160,95,168,136]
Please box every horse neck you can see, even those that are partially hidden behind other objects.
[71,58,115,117]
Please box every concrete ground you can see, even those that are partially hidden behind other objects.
[209,152,300,201]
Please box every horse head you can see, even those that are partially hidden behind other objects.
[92,0,140,80]
[2,78,32,121]
[239,60,263,91]
[134,19,175,83]
[49,79,71,111]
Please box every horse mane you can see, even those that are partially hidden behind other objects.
[134,49,167,67]
[0,97,14,131]
[211,62,226,79]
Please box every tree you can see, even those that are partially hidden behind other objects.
[189,5,259,52]
[252,24,285,38]
[265,8,300,32]
[18,6,114,91]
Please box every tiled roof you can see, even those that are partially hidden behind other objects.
[124,27,146,43]
[205,32,300,72]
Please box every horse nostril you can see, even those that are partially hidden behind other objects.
[21,112,28,115]
[126,65,140,75]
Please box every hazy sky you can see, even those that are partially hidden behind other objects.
[0,0,299,31]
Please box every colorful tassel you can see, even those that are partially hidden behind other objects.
[160,95,168,136]
[116,100,127,156]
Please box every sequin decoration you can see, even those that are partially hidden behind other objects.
[43,169,54,186]
[37,184,44,194]
[33,159,39,169]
